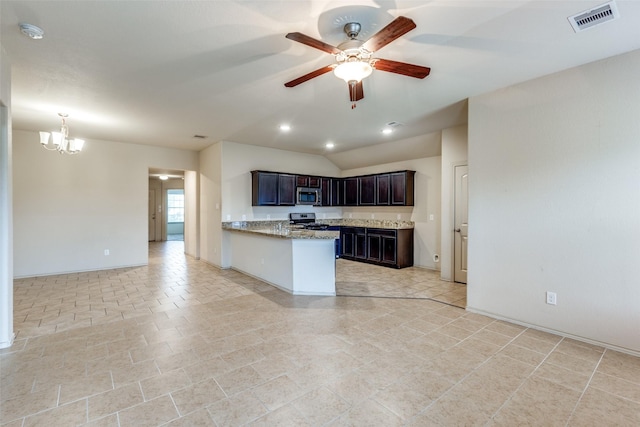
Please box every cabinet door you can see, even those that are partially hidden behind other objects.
[358,175,376,206]
[330,179,343,206]
[340,228,355,257]
[367,234,382,262]
[395,229,414,268]
[308,176,321,188]
[376,174,390,205]
[279,174,296,205]
[355,228,367,259]
[381,236,397,265]
[391,171,415,206]
[320,177,331,206]
[296,175,309,187]
[344,178,359,206]
[252,171,279,206]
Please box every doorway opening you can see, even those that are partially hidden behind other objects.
[148,169,185,242]
[167,189,184,241]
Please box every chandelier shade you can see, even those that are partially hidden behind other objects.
[39,114,84,154]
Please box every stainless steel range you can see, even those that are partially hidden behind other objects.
[289,212,329,230]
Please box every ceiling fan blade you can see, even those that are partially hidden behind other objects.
[349,81,364,102]
[284,65,335,88]
[286,32,342,55]
[362,16,416,53]
[373,58,431,79]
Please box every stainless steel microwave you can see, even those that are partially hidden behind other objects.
[296,187,321,206]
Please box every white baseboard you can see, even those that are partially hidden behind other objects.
[466,306,640,358]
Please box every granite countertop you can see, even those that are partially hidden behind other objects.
[320,219,414,229]
[221,223,339,240]
[221,218,414,232]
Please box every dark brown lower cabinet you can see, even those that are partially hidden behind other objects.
[340,227,413,268]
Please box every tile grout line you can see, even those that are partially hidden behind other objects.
[563,347,607,427]
[407,323,535,425]
[483,335,567,426]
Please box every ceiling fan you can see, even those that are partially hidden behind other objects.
[284,16,431,108]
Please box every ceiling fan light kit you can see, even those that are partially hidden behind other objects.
[333,61,372,83]
[284,16,430,108]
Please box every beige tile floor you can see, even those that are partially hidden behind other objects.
[335,259,466,308]
[2,241,639,426]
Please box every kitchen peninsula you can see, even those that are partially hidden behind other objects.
[222,217,414,296]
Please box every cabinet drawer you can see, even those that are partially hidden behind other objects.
[366,229,396,238]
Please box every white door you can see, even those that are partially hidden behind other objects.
[148,190,156,242]
[454,165,468,283]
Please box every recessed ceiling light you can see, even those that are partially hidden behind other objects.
[381,128,393,135]
[159,175,169,181]
[19,23,44,40]
[279,124,291,132]
[325,142,334,149]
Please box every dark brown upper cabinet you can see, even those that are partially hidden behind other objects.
[251,170,414,207]
[343,178,359,206]
[358,175,376,206]
[376,174,390,205]
[330,178,343,206]
[320,177,331,206]
[279,173,296,205]
[296,175,321,188]
[390,171,415,206]
[251,171,295,206]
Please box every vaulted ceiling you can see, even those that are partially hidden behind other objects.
[2,1,640,167]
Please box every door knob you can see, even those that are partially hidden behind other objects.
[454,228,461,232]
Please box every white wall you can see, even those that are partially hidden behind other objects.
[467,49,640,353]
[440,125,468,281]
[0,45,13,348]
[13,130,198,277]
[184,170,199,259]
[342,156,441,270]
[199,142,223,267]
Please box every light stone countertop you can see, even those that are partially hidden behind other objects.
[221,218,414,232]
[221,223,339,240]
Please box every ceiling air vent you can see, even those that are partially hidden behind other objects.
[568,1,619,33]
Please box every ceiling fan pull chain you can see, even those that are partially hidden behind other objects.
[350,81,357,109]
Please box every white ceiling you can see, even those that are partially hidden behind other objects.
[2,1,640,166]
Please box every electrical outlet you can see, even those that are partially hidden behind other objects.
[546,291,557,305]
[104,249,110,256]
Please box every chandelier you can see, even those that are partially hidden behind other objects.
[39,113,85,154]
